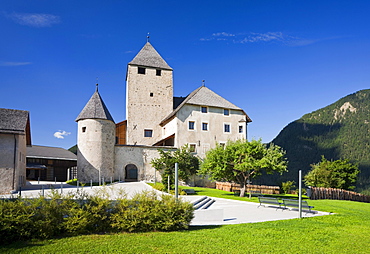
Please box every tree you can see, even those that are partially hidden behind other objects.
[151,145,199,191]
[200,139,288,197]
[304,156,360,190]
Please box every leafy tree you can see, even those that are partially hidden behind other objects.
[304,156,360,190]
[200,139,288,197]
[151,145,199,190]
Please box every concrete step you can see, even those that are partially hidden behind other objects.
[193,196,215,210]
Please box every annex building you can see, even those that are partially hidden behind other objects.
[76,41,252,184]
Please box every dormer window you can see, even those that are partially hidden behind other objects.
[138,67,146,74]
[150,92,154,97]
[156,69,161,76]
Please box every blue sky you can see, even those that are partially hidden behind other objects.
[1,0,370,149]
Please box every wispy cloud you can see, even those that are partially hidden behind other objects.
[6,12,61,27]
[0,61,32,66]
[54,130,71,139]
[201,32,318,46]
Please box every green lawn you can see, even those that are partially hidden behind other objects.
[2,187,370,253]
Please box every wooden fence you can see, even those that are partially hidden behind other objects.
[216,182,280,195]
[309,187,370,203]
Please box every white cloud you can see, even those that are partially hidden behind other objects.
[200,31,317,47]
[212,32,235,37]
[6,12,61,27]
[0,61,32,66]
[54,130,71,139]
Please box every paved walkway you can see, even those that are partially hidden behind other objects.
[2,181,331,226]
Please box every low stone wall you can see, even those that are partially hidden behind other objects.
[216,182,280,194]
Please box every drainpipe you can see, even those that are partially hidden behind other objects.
[12,134,17,190]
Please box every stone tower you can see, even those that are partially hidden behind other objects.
[75,86,115,183]
[126,41,173,145]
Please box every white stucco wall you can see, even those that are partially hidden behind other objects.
[0,133,26,194]
[173,104,248,158]
[77,119,115,183]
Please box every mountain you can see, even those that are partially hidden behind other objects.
[257,89,370,193]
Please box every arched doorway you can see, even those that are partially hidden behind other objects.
[125,164,138,182]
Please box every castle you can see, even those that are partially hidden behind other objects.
[76,41,252,184]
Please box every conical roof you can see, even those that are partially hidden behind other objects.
[75,88,114,122]
[129,42,172,70]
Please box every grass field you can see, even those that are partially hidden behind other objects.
[1,187,370,253]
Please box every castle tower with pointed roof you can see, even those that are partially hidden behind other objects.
[126,42,173,145]
[75,86,115,183]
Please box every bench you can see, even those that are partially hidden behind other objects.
[183,189,196,195]
[282,199,314,213]
[258,196,284,210]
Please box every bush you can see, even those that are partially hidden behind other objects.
[281,181,295,194]
[110,191,194,232]
[0,190,194,243]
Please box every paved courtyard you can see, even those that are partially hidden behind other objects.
[2,181,331,226]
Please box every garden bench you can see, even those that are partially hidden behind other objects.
[183,189,196,195]
[282,199,314,213]
[258,196,284,210]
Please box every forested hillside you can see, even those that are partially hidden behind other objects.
[257,89,370,193]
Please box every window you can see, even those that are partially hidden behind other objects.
[239,125,243,133]
[219,142,226,147]
[138,67,146,74]
[224,124,230,133]
[144,129,153,137]
[201,106,208,113]
[156,69,161,76]
[82,127,86,133]
[202,122,208,131]
[188,121,195,130]
[189,144,196,153]
[224,109,229,116]
[150,92,153,97]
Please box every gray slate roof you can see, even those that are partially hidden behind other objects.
[129,42,172,70]
[0,108,29,134]
[75,89,114,122]
[160,86,251,125]
[27,145,77,161]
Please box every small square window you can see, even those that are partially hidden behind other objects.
[224,124,230,133]
[201,106,207,113]
[156,69,161,76]
[189,121,195,130]
[138,67,146,74]
[82,127,86,133]
[144,129,153,137]
[239,125,243,133]
[189,144,196,153]
[150,92,154,97]
[202,122,208,131]
[224,109,229,116]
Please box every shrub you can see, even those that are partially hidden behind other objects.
[0,190,194,243]
[110,191,194,232]
[281,181,295,194]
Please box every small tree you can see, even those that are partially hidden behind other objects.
[151,145,199,191]
[200,139,288,197]
[281,181,295,194]
[304,156,359,190]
